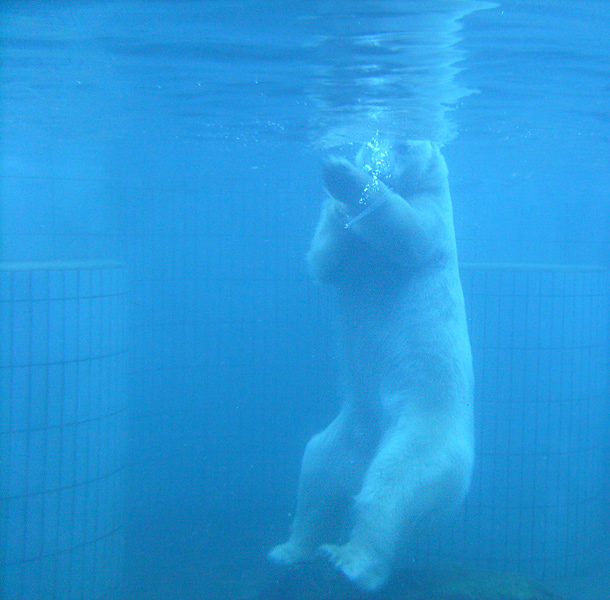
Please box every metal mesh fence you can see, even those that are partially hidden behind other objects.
[436,264,610,579]
[0,261,127,600]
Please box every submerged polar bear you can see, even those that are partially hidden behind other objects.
[269,140,474,592]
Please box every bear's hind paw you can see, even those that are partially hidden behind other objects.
[268,541,312,566]
[319,542,389,592]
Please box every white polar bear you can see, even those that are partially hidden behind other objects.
[269,140,474,592]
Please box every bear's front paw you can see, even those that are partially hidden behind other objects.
[268,541,313,566]
[319,542,389,592]
[322,157,372,209]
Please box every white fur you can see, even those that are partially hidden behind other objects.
[269,141,474,592]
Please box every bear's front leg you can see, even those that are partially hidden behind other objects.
[306,197,352,283]
[321,156,441,265]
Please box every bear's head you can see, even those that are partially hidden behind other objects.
[355,139,447,198]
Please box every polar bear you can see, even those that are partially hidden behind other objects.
[268,140,474,592]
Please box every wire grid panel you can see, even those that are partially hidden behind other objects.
[433,264,610,579]
[0,262,128,600]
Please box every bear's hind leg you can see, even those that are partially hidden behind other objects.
[322,422,471,591]
[269,410,369,566]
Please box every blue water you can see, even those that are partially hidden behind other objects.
[1,1,610,599]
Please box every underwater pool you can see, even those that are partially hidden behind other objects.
[1,1,609,599]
